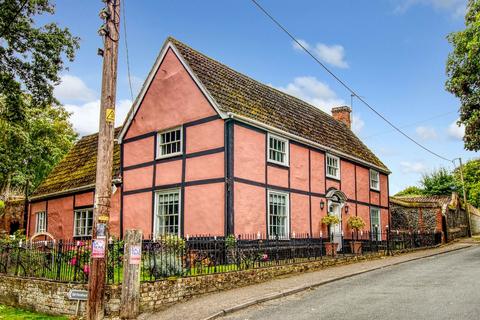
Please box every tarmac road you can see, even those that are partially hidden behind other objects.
[221,246,480,320]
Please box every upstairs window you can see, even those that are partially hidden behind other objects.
[326,154,340,179]
[35,211,47,233]
[370,170,380,191]
[268,190,289,239]
[157,127,182,158]
[74,209,93,237]
[268,133,289,166]
[155,189,181,236]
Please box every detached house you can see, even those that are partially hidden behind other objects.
[27,37,390,244]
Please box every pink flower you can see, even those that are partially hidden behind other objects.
[70,258,77,266]
[83,265,90,274]
[261,254,269,261]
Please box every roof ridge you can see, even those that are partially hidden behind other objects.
[168,37,335,120]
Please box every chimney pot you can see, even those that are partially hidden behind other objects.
[331,106,352,129]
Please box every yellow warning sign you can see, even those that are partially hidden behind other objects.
[106,108,115,123]
[98,215,109,222]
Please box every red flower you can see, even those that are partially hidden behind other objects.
[83,265,90,274]
[70,258,77,266]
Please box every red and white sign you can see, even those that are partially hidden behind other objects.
[129,245,141,265]
[92,239,106,259]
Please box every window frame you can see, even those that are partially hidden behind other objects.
[154,188,182,238]
[370,207,381,241]
[35,211,47,233]
[73,208,94,238]
[156,126,183,159]
[370,169,380,191]
[326,154,341,180]
[267,133,289,167]
[267,189,290,240]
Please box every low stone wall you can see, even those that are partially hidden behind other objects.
[0,253,384,317]
[139,253,383,313]
[0,275,121,317]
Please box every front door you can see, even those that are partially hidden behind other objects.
[329,203,342,251]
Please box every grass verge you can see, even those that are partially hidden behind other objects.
[0,305,68,320]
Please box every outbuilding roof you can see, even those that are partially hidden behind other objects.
[31,128,122,199]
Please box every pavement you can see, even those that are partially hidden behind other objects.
[138,242,473,320]
[222,244,480,320]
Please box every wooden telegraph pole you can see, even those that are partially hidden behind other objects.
[87,0,120,319]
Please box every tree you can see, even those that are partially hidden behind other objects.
[0,97,77,197]
[420,168,461,196]
[454,158,480,207]
[395,186,424,197]
[0,0,79,198]
[0,0,79,110]
[445,0,480,151]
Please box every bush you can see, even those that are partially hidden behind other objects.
[149,251,183,278]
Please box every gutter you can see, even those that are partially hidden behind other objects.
[226,112,391,175]
[30,178,123,202]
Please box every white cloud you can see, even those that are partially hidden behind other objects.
[54,75,96,102]
[351,113,365,135]
[400,161,428,174]
[395,0,466,17]
[292,40,349,68]
[447,119,464,140]
[271,76,344,113]
[415,126,438,140]
[64,99,132,136]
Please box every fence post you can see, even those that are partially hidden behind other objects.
[120,229,143,319]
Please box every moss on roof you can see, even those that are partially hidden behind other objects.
[32,127,122,198]
[169,37,388,171]
[390,195,452,208]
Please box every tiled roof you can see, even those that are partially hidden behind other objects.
[169,37,388,171]
[390,195,452,207]
[31,128,122,198]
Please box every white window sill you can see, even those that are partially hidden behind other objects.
[156,152,183,160]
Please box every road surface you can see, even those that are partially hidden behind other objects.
[222,246,480,320]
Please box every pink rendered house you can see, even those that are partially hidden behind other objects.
[27,37,390,244]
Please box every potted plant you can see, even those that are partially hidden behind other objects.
[347,216,366,254]
[321,214,340,257]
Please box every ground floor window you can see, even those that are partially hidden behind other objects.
[267,190,289,239]
[154,189,181,236]
[370,207,381,241]
[35,211,47,233]
[74,209,93,237]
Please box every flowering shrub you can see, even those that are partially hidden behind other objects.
[321,215,340,226]
[347,216,366,230]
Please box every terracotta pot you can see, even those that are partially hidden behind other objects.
[325,242,339,257]
[350,241,362,254]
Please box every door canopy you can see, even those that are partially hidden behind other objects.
[325,188,347,204]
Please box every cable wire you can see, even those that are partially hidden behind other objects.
[121,0,134,101]
[250,0,453,162]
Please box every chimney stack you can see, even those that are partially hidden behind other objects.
[331,106,352,129]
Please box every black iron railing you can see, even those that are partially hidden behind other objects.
[0,231,442,283]
[0,239,123,284]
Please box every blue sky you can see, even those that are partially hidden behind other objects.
[46,0,477,194]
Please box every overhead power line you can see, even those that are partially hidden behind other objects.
[250,0,453,162]
[122,0,134,101]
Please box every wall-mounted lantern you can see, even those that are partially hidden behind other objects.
[345,205,349,214]
[320,200,325,210]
